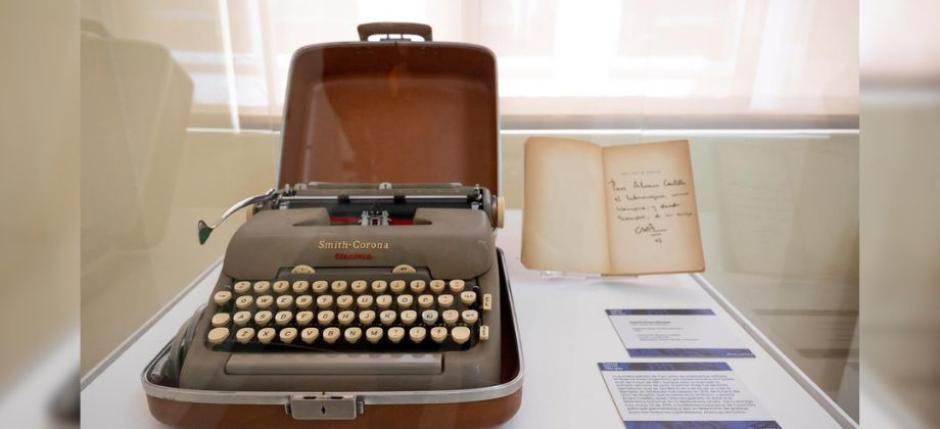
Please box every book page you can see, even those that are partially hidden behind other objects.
[602,140,705,274]
[522,137,610,273]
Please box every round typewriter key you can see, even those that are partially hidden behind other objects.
[292,280,310,294]
[344,327,362,344]
[275,311,293,326]
[236,327,255,344]
[331,280,348,294]
[234,281,251,294]
[358,310,376,325]
[460,291,477,306]
[233,311,252,326]
[301,327,319,344]
[429,280,446,294]
[235,295,254,310]
[323,327,341,344]
[430,326,448,343]
[451,326,471,345]
[356,295,374,309]
[253,281,271,294]
[337,310,356,326]
[448,279,466,293]
[479,325,490,341]
[410,280,427,294]
[366,327,384,344]
[393,264,416,274]
[279,327,298,344]
[255,295,273,310]
[296,310,313,326]
[290,264,315,274]
[254,311,273,326]
[379,310,397,326]
[296,295,313,309]
[388,327,405,343]
[257,327,276,344]
[211,312,231,327]
[422,310,439,325]
[207,327,229,345]
[336,294,353,310]
[417,294,434,309]
[312,280,329,294]
[317,310,335,325]
[396,294,414,309]
[371,280,388,294]
[316,295,333,309]
[276,295,294,309]
[390,280,407,294]
[437,294,454,308]
[213,291,232,306]
[461,310,479,325]
[400,310,418,326]
[351,280,368,294]
[442,310,459,326]
[272,280,290,294]
[409,327,427,343]
[376,294,393,309]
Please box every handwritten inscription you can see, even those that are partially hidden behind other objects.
[608,174,695,244]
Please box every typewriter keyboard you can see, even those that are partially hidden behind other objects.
[206,265,493,351]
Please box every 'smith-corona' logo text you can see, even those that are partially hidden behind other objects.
[318,240,390,250]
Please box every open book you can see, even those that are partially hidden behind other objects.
[521,138,705,275]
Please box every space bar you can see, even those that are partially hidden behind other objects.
[226,352,443,375]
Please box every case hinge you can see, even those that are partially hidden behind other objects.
[287,395,362,420]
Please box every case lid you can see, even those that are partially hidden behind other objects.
[278,23,499,193]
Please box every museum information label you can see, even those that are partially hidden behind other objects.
[607,309,754,358]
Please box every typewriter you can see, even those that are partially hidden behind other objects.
[165,182,507,392]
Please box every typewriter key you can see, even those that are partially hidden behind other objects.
[279,327,298,344]
[291,280,309,294]
[253,281,271,294]
[337,310,355,326]
[213,291,232,306]
[233,311,252,327]
[207,327,229,345]
[356,295,374,309]
[301,327,319,344]
[351,280,368,294]
[401,310,418,326]
[257,327,276,344]
[376,294,393,309]
[275,311,293,326]
[316,295,333,309]
[429,280,446,294]
[409,327,427,343]
[442,310,459,326]
[336,294,353,310]
[235,295,254,310]
[344,327,362,344]
[410,280,427,294]
[371,280,388,294]
[422,310,439,325]
[323,327,341,344]
[296,311,313,326]
[479,325,490,341]
[255,295,273,310]
[236,327,255,344]
[276,295,294,309]
[234,281,251,294]
[211,313,231,327]
[317,310,335,325]
[366,327,384,343]
[396,294,414,309]
[430,326,448,343]
[358,310,376,325]
[448,279,466,293]
[388,327,405,343]
[451,326,471,345]
[482,294,493,311]
[390,280,407,294]
[290,264,315,274]
[460,291,477,306]
[392,264,416,274]
[295,295,313,309]
[417,294,434,308]
[272,280,290,294]
[462,310,479,325]
[331,280,348,294]
[312,280,329,294]
[254,311,273,326]
[379,310,397,325]
[437,294,454,308]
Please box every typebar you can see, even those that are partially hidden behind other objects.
[225,352,443,375]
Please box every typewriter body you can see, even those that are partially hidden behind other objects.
[143,23,522,429]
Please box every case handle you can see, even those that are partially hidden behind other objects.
[357,22,432,42]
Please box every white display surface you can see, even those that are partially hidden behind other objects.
[81,210,841,428]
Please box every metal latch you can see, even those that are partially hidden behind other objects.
[287,395,362,420]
